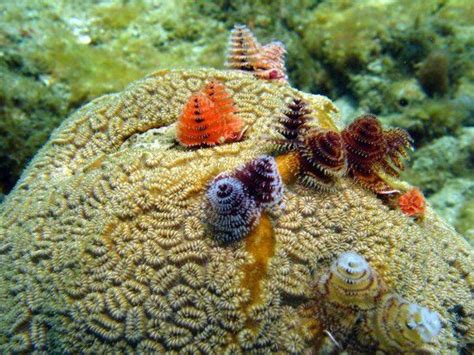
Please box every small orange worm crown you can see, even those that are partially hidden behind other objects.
[398,188,426,218]
[176,80,244,147]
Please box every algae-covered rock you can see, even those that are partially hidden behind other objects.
[403,128,474,195]
[457,197,474,244]
[430,178,474,232]
[401,128,473,245]
[0,69,472,353]
[0,0,229,193]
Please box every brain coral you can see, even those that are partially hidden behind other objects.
[0,68,472,353]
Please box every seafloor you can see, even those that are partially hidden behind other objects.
[0,0,473,241]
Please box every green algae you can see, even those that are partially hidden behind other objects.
[402,129,473,195]
[402,128,474,243]
[456,197,474,244]
[0,65,68,192]
[92,1,145,30]
[0,0,226,194]
[26,28,145,105]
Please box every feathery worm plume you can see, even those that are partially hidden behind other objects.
[226,24,287,82]
[205,174,260,243]
[177,81,244,147]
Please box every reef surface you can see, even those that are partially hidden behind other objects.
[1,0,473,240]
[0,69,472,353]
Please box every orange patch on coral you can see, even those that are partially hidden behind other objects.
[398,188,426,218]
[297,304,338,352]
[275,151,301,184]
[297,305,324,339]
[176,81,244,147]
[303,317,324,341]
[240,213,275,311]
[82,154,106,173]
[100,222,118,252]
[302,316,325,349]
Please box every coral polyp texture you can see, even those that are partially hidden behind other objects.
[0,69,472,353]
[226,24,287,81]
[341,114,413,194]
[176,80,243,147]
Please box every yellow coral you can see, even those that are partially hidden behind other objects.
[275,151,301,185]
[0,69,472,353]
[239,212,276,313]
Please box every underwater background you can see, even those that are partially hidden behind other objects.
[0,0,473,242]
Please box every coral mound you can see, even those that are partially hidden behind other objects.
[0,69,472,353]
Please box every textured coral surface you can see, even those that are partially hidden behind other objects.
[1,1,473,241]
[0,69,472,353]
